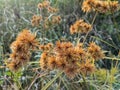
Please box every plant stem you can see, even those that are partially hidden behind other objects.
[41,71,63,90]
[104,57,120,61]
[81,73,89,90]
[83,12,98,45]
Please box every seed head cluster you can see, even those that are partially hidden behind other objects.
[38,1,50,8]
[31,15,42,27]
[70,19,92,34]
[40,41,104,78]
[82,0,119,13]
[39,43,53,51]
[88,42,105,60]
[43,15,61,29]
[31,0,61,29]
[7,30,39,71]
[38,1,58,12]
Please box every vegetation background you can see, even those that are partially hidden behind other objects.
[0,0,120,90]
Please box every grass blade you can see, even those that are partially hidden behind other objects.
[41,71,63,90]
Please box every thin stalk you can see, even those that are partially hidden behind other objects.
[104,57,120,61]
[27,73,47,90]
[91,36,118,49]
[78,0,83,7]
[80,72,89,90]
[41,71,63,90]
[76,33,81,45]
[83,12,98,45]
[17,80,23,90]
[60,76,69,90]
[108,0,119,33]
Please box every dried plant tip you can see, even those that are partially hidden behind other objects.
[80,61,95,75]
[88,42,105,60]
[64,66,79,78]
[31,15,42,27]
[82,0,120,13]
[70,19,92,34]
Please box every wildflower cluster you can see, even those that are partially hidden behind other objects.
[31,15,42,27]
[37,0,58,12]
[7,30,39,71]
[70,19,92,34]
[38,1,50,8]
[31,0,61,28]
[40,41,104,78]
[82,0,119,13]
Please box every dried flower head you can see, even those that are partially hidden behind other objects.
[70,19,92,34]
[39,43,53,51]
[39,41,105,78]
[31,15,42,27]
[88,42,104,60]
[38,3,43,9]
[47,6,58,13]
[80,60,95,75]
[64,66,79,78]
[55,41,73,52]
[82,0,120,13]
[57,59,67,70]
[109,1,119,13]
[7,60,22,71]
[10,41,29,53]
[52,16,61,24]
[38,1,50,9]
[8,29,39,72]
[82,0,93,12]
[40,52,49,70]
[16,29,39,49]
[48,56,57,69]
[42,1,50,8]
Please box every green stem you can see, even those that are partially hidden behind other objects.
[91,36,118,49]
[104,57,120,61]
[17,80,23,90]
[83,12,98,45]
[108,0,119,33]
[41,71,63,90]
[76,33,81,44]
[81,73,89,90]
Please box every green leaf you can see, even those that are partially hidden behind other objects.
[41,71,63,90]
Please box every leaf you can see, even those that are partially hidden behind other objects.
[41,71,63,90]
